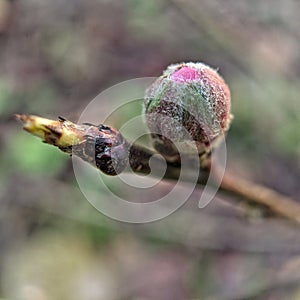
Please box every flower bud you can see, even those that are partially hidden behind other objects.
[144,62,231,158]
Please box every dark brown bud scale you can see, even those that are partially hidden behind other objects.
[72,125,129,176]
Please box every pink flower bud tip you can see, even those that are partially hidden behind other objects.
[144,62,232,156]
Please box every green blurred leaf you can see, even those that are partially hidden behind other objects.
[6,131,67,176]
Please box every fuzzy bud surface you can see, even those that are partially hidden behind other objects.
[144,62,231,156]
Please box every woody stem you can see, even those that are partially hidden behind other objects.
[16,114,300,224]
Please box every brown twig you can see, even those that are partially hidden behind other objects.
[214,166,300,223]
[15,114,300,224]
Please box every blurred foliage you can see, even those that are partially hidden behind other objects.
[127,0,165,39]
[5,131,66,176]
[0,79,15,115]
[229,77,300,157]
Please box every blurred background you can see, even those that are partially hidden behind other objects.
[0,0,300,299]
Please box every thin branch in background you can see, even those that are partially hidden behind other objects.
[212,163,300,223]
